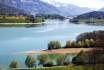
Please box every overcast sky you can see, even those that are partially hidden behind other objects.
[55,0,104,9]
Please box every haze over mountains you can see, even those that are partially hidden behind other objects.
[0,0,104,16]
[99,7,104,11]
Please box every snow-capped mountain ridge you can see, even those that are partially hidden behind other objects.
[41,0,98,10]
[40,0,76,7]
[40,0,96,15]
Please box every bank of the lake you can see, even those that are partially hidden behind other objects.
[16,66,83,70]
[0,22,45,27]
[18,48,91,54]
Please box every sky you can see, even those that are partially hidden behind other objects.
[55,0,104,9]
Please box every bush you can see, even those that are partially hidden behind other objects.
[9,60,18,68]
[72,50,87,65]
[43,61,54,67]
[56,54,70,66]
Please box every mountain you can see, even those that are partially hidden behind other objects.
[0,0,97,16]
[9,0,60,15]
[41,0,96,15]
[0,0,28,14]
[99,7,104,11]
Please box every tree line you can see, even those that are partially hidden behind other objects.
[76,30,104,47]
[48,30,104,50]
[35,14,65,20]
[47,39,95,50]
[9,54,70,68]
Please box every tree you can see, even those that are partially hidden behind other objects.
[72,50,87,65]
[25,55,36,68]
[83,48,104,70]
[55,41,61,49]
[47,40,61,50]
[37,54,48,66]
[77,41,82,48]
[71,41,77,48]
[85,39,90,48]
[81,41,85,47]
[43,61,54,67]
[56,54,70,66]
[65,40,72,48]
[70,17,79,22]
[89,39,95,47]
[9,60,18,68]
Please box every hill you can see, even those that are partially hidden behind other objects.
[0,0,28,15]
[77,11,104,19]
[70,11,104,23]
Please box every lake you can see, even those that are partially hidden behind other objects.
[0,19,104,68]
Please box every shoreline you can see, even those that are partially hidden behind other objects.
[0,22,45,25]
[18,48,91,54]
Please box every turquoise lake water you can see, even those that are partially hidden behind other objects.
[0,19,104,68]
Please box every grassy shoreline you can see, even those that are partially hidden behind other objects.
[10,66,83,70]
[0,22,44,27]
[78,19,104,24]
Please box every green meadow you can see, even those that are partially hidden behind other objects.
[17,66,83,70]
[0,16,31,23]
[79,19,104,23]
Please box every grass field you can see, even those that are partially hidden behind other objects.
[0,16,26,19]
[16,66,83,70]
[79,19,104,23]
[0,17,31,23]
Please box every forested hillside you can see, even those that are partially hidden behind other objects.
[0,0,28,15]
[77,11,104,19]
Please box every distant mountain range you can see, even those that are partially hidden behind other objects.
[41,0,97,15]
[0,0,103,16]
